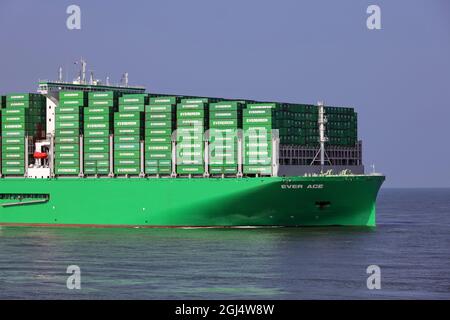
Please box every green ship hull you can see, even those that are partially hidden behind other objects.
[0,175,384,228]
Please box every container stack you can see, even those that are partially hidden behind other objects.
[176,98,209,175]
[54,91,86,175]
[114,94,147,175]
[242,103,276,175]
[1,93,46,176]
[83,91,118,176]
[208,101,243,175]
[144,96,177,175]
[325,106,357,147]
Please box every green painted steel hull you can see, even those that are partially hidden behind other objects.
[0,175,384,227]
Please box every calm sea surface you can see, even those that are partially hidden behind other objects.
[0,188,449,299]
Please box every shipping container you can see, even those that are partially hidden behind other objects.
[149,97,177,105]
[145,104,175,113]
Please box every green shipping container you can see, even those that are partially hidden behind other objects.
[149,97,177,105]
[88,91,115,100]
[85,114,112,122]
[59,91,85,100]
[84,129,110,137]
[152,166,170,174]
[84,122,110,130]
[145,151,172,160]
[55,129,79,136]
[115,159,140,166]
[177,103,206,111]
[55,121,81,130]
[180,98,208,104]
[114,135,140,143]
[2,137,25,145]
[55,151,79,159]
[55,114,83,122]
[145,113,173,121]
[176,132,203,143]
[7,93,42,101]
[85,137,109,144]
[145,104,175,113]
[84,107,112,115]
[177,119,207,127]
[176,127,204,134]
[114,119,142,127]
[146,120,173,128]
[119,95,147,105]
[145,128,172,136]
[118,105,145,112]
[114,143,140,151]
[85,153,109,160]
[55,167,80,175]
[246,103,277,110]
[242,117,273,127]
[210,119,239,127]
[56,106,83,114]
[114,127,142,136]
[177,109,205,118]
[2,152,24,159]
[2,115,26,122]
[243,166,272,175]
[176,165,204,174]
[1,167,25,175]
[59,99,85,107]
[2,159,25,167]
[145,136,171,144]
[56,159,79,167]
[209,102,240,111]
[88,100,115,107]
[2,144,25,153]
[114,112,142,120]
[114,150,140,158]
[2,130,26,137]
[6,101,42,108]
[114,166,140,175]
[54,144,79,152]
[209,166,237,174]
[146,144,171,152]
[209,110,239,119]
[85,144,109,153]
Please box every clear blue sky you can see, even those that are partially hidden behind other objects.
[0,0,449,187]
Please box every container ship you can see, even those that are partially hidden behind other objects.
[0,60,384,228]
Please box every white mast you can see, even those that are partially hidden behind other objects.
[318,101,326,167]
[124,72,129,87]
[310,101,331,170]
[81,58,87,84]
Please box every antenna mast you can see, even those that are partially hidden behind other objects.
[124,72,129,87]
[318,101,326,167]
[310,101,331,170]
[81,58,87,84]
